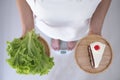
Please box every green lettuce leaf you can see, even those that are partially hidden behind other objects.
[6,30,54,75]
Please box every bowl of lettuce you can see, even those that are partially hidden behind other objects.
[6,30,54,75]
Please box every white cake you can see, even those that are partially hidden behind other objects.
[88,42,106,68]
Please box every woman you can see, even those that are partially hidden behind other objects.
[16,0,111,51]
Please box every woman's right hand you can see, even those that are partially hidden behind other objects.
[21,28,34,38]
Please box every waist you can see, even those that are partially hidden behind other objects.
[34,16,91,27]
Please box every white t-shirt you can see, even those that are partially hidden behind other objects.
[26,0,102,41]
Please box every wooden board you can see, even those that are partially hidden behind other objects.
[38,36,50,56]
[75,35,113,73]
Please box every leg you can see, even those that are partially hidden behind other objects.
[67,41,77,50]
[51,38,60,50]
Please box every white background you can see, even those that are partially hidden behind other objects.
[0,0,120,80]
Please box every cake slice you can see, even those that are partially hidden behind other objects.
[88,42,106,68]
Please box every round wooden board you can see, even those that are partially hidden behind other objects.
[75,35,113,73]
[38,36,50,57]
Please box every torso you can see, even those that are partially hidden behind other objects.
[26,0,102,41]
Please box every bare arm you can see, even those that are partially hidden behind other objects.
[16,0,34,36]
[89,0,112,35]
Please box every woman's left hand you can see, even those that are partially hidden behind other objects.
[88,30,101,36]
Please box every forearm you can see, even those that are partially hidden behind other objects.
[89,0,112,35]
[16,0,34,35]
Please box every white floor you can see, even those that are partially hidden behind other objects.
[0,0,120,80]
